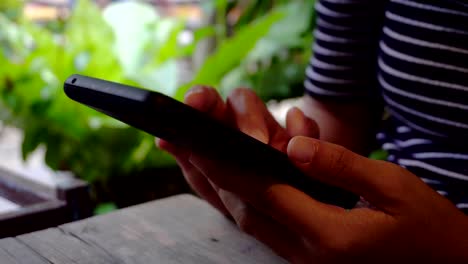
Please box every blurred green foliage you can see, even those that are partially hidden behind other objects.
[94,202,117,215]
[185,0,315,100]
[369,149,389,161]
[0,0,24,21]
[0,0,314,188]
[0,0,181,183]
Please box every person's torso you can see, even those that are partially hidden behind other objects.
[377,0,468,211]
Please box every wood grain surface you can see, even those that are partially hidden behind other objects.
[0,194,286,264]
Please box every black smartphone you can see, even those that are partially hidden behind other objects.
[64,74,358,209]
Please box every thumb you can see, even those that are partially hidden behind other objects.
[287,136,410,210]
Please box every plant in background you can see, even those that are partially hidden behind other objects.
[0,0,24,21]
[0,0,186,185]
[0,0,315,208]
[177,0,315,101]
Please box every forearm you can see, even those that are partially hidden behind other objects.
[300,94,380,155]
[300,0,387,155]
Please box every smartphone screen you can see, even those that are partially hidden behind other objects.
[64,74,358,208]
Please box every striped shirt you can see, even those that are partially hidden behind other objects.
[305,0,468,212]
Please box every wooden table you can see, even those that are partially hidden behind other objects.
[0,194,286,263]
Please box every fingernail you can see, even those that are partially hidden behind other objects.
[286,107,300,122]
[287,107,301,118]
[287,136,317,163]
[228,88,253,115]
[184,85,205,101]
[185,85,217,112]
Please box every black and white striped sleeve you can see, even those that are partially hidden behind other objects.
[305,0,387,100]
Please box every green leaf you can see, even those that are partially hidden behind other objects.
[247,1,314,63]
[176,26,216,58]
[219,67,251,97]
[175,10,284,100]
[2,0,311,189]
[21,121,42,160]
[369,149,389,161]
[134,60,178,96]
[152,19,185,64]
[102,1,158,75]
[0,0,180,186]
[127,136,155,167]
[94,202,117,215]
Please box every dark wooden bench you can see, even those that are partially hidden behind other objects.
[0,167,91,238]
[0,194,285,263]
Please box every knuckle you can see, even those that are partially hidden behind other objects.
[330,145,354,179]
[385,161,411,193]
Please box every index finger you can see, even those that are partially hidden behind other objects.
[188,153,346,242]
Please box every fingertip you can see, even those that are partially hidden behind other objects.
[184,85,219,112]
[227,87,256,98]
[155,138,168,149]
[184,85,207,101]
[286,107,320,138]
[286,106,302,118]
[156,138,187,158]
[226,87,259,114]
[225,87,272,144]
[287,136,318,149]
[287,136,319,164]
[286,107,302,127]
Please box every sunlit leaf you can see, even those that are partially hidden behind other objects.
[103,1,158,75]
[94,202,117,215]
[175,10,284,100]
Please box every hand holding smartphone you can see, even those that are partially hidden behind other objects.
[64,74,358,209]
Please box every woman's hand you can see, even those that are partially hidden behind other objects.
[157,86,319,215]
[158,87,468,263]
[195,135,468,263]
